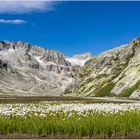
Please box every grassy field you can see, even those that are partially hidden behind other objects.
[0,101,140,138]
[0,111,140,138]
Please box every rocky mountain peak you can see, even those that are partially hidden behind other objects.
[73,52,92,59]
[65,52,92,66]
[0,41,31,50]
[0,41,79,96]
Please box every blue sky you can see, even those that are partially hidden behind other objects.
[0,1,140,56]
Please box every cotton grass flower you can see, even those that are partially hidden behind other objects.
[0,102,140,118]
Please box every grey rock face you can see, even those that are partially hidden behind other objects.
[0,41,77,96]
[130,89,140,98]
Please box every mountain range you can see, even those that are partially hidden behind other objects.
[1,37,140,98]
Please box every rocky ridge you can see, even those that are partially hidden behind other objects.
[1,37,140,98]
[69,37,140,98]
[0,41,77,96]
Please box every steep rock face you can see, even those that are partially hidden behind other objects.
[0,41,77,96]
[70,37,140,98]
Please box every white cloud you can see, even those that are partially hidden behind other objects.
[0,19,26,24]
[0,1,58,14]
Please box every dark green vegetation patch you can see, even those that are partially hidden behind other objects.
[95,82,115,97]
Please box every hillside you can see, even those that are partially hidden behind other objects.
[69,37,140,98]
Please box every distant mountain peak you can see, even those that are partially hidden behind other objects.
[65,52,92,66]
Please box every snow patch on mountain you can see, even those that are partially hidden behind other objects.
[65,53,92,66]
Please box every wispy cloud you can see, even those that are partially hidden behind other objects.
[0,1,59,14]
[0,19,26,24]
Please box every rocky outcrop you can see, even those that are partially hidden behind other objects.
[0,41,77,96]
[69,37,140,98]
[0,59,8,70]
